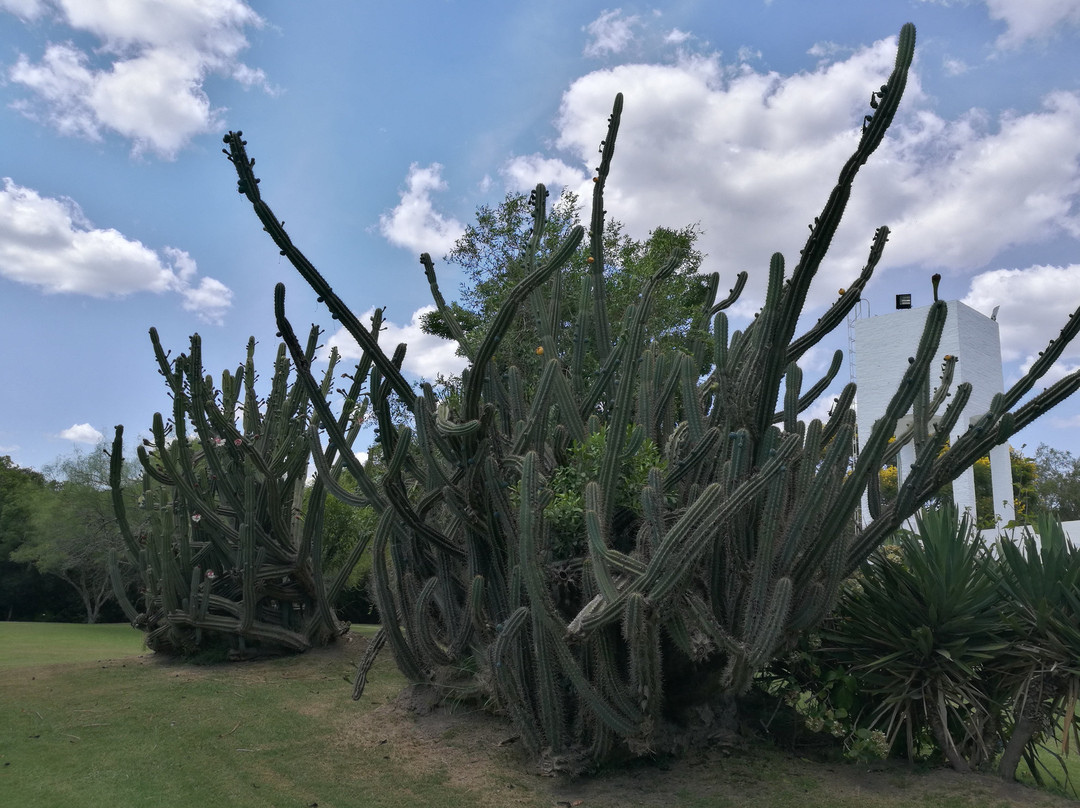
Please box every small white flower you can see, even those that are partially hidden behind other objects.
[191,513,202,523]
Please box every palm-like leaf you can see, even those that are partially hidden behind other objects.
[993,515,1080,779]
[827,506,1007,768]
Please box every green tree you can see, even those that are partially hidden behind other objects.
[421,189,710,383]
[12,445,140,623]
[0,456,56,621]
[0,455,44,562]
[973,448,1040,528]
[1033,443,1080,521]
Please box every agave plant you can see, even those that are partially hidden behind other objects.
[826,507,1008,769]
[994,515,1080,781]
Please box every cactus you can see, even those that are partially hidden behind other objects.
[108,325,367,657]
[219,22,1080,768]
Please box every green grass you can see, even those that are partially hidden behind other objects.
[0,623,1076,808]
[0,622,146,669]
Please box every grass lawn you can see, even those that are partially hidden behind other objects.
[1,622,1076,807]
[0,622,146,669]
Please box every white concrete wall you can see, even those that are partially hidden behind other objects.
[854,300,1014,526]
[985,520,1080,549]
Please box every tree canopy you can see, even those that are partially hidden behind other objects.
[420,189,710,383]
[10,445,141,623]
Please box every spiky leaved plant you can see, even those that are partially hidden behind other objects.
[222,23,1080,768]
[108,326,369,658]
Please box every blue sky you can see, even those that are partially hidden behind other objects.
[2,0,1080,474]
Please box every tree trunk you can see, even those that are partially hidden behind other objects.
[999,713,1039,781]
[929,687,970,772]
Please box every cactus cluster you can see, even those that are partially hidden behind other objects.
[218,23,1080,768]
[108,326,366,657]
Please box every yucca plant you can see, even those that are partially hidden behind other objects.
[994,516,1080,781]
[826,507,1008,770]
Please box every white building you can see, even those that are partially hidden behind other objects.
[853,299,1014,528]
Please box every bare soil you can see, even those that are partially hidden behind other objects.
[317,635,1078,808]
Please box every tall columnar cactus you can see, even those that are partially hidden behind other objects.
[108,326,368,657]
[223,23,1080,767]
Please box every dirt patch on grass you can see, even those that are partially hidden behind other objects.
[330,668,1078,807]
[116,634,1079,807]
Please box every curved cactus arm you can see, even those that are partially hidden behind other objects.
[108,549,140,623]
[585,481,620,604]
[780,24,915,343]
[820,382,856,446]
[595,253,686,521]
[420,252,476,364]
[772,350,843,425]
[147,414,239,547]
[109,425,147,561]
[490,606,544,752]
[1010,368,1080,435]
[711,271,748,315]
[274,285,388,503]
[185,334,246,513]
[821,300,947,561]
[574,434,800,637]
[1001,304,1080,411]
[463,215,584,421]
[787,226,888,362]
[757,24,915,437]
[224,132,415,408]
[352,626,387,700]
[588,93,623,359]
[370,509,426,682]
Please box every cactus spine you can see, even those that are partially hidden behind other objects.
[220,23,1080,768]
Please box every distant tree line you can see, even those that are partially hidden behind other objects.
[0,447,379,624]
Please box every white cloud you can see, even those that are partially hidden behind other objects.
[379,163,465,258]
[664,28,692,45]
[7,0,265,158]
[943,57,969,76]
[0,0,44,19]
[323,305,468,380]
[549,34,1080,319]
[0,178,231,323]
[58,423,104,443]
[962,265,1080,377]
[553,35,915,313]
[985,0,1080,47]
[583,9,640,58]
[918,0,1080,47]
[879,92,1080,270]
[500,154,587,192]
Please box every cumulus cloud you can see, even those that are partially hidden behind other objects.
[6,0,266,157]
[918,0,1080,47]
[664,28,692,46]
[500,154,587,192]
[58,423,104,443]
[549,33,1080,319]
[379,163,465,258]
[962,264,1080,381]
[0,0,43,19]
[583,9,640,58]
[323,305,468,380]
[0,178,232,323]
[985,0,1080,47]
[553,35,915,313]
